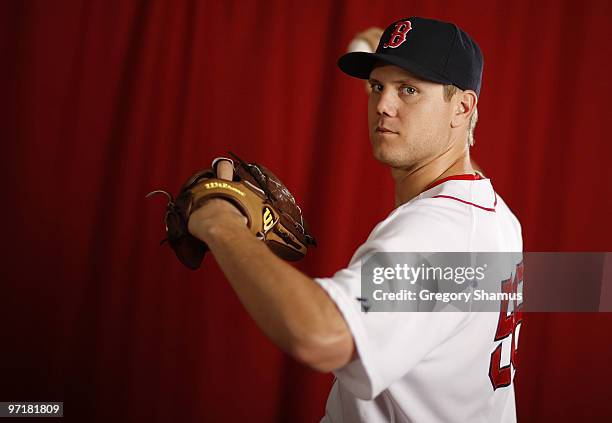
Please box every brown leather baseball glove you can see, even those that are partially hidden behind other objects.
[147,152,317,270]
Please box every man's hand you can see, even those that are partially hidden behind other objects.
[356,27,384,51]
[187,159,248,243]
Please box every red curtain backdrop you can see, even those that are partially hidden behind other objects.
[1,0,611,421]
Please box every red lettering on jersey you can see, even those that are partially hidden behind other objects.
[511,263,524,369]
[489,343,511,388]
[494,277,514,341]
[489,262,523,390]
[383,21,412,49]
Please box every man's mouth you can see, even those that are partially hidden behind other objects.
[376,126,398,134]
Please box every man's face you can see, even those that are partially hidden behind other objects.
[367,64,455,168]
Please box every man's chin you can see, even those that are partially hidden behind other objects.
[372,145,400,167]
[371,143,417,169]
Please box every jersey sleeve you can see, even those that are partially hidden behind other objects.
[314,206,471,400]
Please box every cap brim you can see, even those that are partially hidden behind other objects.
[338,51,453,86]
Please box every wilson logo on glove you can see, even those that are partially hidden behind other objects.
[147,152,317,270]
[262,207,277,232]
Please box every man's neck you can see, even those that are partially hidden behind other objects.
[392,151,475,207]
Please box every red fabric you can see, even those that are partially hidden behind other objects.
[1,1,611,422]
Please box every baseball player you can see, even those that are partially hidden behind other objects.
[186,16,523,422]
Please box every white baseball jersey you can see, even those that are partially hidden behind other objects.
[315,175,523,423]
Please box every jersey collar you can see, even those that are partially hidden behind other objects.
[424,173,483,191]
[419,173,497,212]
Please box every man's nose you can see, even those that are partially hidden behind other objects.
[376,90,397,117]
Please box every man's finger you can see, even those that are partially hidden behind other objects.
[214,158,234,181]
[212,157,234,181]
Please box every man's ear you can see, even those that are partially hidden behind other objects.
[450,90,477,128]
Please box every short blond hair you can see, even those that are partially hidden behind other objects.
[444,85,478,147]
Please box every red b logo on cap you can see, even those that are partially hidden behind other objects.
[384,20,412,49]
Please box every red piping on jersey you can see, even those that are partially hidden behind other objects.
[432,193,497,212]
[424,174,495,212]
[425,173,483,191]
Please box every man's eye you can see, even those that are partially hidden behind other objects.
[370,83,383,93]
[400,86,417,95]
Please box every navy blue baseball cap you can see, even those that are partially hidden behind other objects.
[338,17,484,96]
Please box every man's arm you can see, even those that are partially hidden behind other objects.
[188,196,355,373]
